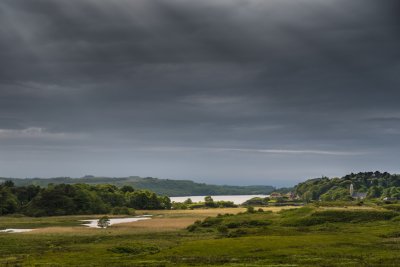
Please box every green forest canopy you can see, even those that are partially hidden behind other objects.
[295,171,400,201]
[0,176,275,197]
[0,181,171,216]
[3,171,399,217]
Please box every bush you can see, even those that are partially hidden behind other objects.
[97,216,110,228]
[216,201,237,208]
[242,197,269,206]
[186,224,197,232]
[247,220,269,226]
[201,217,223,227]
[225,222,240,229]
[186,220,203,232]
[246,206,255,213]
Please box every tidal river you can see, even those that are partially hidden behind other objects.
[0,216,152,233]
[170,195,270,205]
[80,215,152,228]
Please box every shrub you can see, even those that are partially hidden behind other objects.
[201,217,223,227]
[246,206,255,213]
[186,224,198,232]
[216,201,237,208]
[217,225,228,235]
[247,220,269,226]
[97,216,110,228]
[242,197,269,206]
[225,222,240,229]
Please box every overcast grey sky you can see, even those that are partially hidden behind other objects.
[0,0,399,186]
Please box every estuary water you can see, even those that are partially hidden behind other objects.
[170,194,270,205]
[0,228,35,233]
[0,216,152,233]
[80,215,152,228]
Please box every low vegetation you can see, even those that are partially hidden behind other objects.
[1,204,400,266]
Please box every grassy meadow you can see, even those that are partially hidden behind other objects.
[1,205,400,266]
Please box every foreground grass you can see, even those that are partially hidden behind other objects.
[1,206,400,266]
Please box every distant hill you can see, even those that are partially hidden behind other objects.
[0,176,275,197]
[295,171,400,201]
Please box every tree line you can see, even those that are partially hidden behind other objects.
[0,181,171,216]
[0,176,276,196]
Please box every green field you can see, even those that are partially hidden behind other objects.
[1,205,400,266]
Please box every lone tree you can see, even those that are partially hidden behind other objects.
[204,196,216,207]
[97,216,110,228]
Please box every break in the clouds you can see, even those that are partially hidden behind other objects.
[0,0,399,186]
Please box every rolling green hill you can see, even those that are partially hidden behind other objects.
[295,171,400,201]
[0,176,275,197]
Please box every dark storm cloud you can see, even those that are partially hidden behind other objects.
[0,0,399,185]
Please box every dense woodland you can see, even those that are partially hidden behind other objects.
[3,171,400,217]
[295,171,400,201]
[0,182,171,216]
[0,176,275,196]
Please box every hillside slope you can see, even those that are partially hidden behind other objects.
[295,171,400,201]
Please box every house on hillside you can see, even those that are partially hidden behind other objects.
[352,192,367,200]
[269,192,282,198]
[350,184,367,200]
[383,197,397,201]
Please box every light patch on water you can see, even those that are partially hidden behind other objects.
[0,228,34,233]
[80,216,152,228]
[170,195,270,204]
